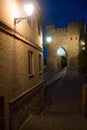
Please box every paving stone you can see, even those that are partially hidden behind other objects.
[20,72,87,130]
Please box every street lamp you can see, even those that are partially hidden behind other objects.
[81,41,85,51]
[82,46,85,50]
[46,36,52,43]
[24,4,34,16]
[14,3,34,25]
[81,41,85,46]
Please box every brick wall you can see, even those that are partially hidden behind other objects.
[0,0,44,130]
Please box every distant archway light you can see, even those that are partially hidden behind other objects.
[57,47,66,56]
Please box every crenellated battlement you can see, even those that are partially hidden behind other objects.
[46,25,55,29]
[68,20,85,26]
[46,21,86,31]
[45,20,86,73]
[56,27,67,32]
[46,20,86,42]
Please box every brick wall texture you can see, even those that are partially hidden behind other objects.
[0,0,44,130]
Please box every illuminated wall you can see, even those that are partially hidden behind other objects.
[46,21,86,72]
[0,0,44,130]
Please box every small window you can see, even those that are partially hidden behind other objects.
[70,37,72,40]
[28,51,34,76]
[39,54,42,73]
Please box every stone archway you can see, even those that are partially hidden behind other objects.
[57,47,67,57]
[56,47,67,71]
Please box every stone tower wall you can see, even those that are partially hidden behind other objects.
[67,21,86,70]
[46,21,86,72]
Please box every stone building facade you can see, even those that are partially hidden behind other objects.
[0,0,44,130]
[46,21,86,72]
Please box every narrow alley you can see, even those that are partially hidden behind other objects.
[20,73,87,130]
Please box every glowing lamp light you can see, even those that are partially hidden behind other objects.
[47,37,52,43]
[14,3,34,25]
[24,4,34,16]
[82,46,85,50]
[81,41,85,45]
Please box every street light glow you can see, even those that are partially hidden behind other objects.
[47,37,52,43]
[24,4,34,16]
[82,46,85,50]
[81,41,85,45]
[14,3,34,24]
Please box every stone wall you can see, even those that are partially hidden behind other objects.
[9,83,44,130]
[0,0,44,130]
[46,21,86,72]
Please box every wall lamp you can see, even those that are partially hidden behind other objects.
[46,36,52,43]
[14,4,34,25]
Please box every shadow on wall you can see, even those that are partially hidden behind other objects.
[77,50,87,76]
[68,56,78,71]
[61,56,67,69]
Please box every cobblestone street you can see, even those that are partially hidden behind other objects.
[20,73,87,130]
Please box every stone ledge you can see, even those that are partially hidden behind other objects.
[0,21,43,52]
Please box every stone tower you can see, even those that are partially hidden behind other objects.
[46,21,86,72]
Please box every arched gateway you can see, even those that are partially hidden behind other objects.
[46,21,86,72]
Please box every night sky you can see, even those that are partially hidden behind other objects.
[39,0,87,28]
[39,0,87,59]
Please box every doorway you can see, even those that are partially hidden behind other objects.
[56,47,67,69]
